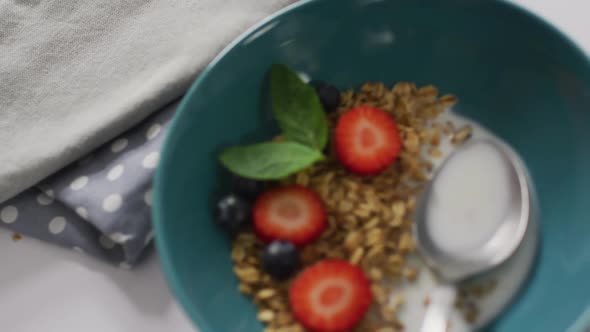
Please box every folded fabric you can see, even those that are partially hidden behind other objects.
[0,101,177,266]
[0,0,296,203]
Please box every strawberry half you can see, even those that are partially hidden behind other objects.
[253,185,326,247]
[289,260,373,332]
[334,105,401,175]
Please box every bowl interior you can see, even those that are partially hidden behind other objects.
[154,1,590,331]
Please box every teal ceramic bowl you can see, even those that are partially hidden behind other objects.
[154,1,590,331]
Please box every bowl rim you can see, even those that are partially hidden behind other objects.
[153,1,590,331]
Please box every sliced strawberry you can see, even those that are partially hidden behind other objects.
[334,105,401,175]
[253,185,326,246]
[289,260,373,332]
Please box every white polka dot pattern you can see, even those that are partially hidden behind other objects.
[0,106,174,269]
[102,194,123,212]
[37,192,54,205]
[144,229,154,245]
[107,164,125,181]
[111,138,128,153]
[146,123,161,140]
[70,176,89,191]
[48,216,67,234]
[75,207,88,220]
[110,232,133,243]
[142,152,160,169]
[144,189,152,206]
[1,206,18,224]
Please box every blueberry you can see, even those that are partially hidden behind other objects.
[231,175,265,201]
[314,82,341,113]
[261,240,300,281]
[214,194,252,236]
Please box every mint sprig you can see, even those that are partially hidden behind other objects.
[270,64,328,150]
[219,64,329,180]
[219,142,323,180]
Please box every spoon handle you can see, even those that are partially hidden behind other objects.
[420,284,458,332]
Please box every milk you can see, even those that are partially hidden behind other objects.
[425,140,514,255]
[396,111,534,332]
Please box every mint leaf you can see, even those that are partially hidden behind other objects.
[270,64,328,150]
[219,142,323,180]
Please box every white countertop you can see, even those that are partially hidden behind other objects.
[0,234,194,332]
[1,1,588,331]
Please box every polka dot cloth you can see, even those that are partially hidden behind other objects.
[0,100,178,267]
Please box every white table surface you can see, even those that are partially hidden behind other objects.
[1,1,588,331]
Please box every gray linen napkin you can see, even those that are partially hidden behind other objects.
[0,0,298,265]
[0,0,296,203]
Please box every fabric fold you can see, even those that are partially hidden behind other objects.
[0,0,296,203]
[0,100,178,266]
